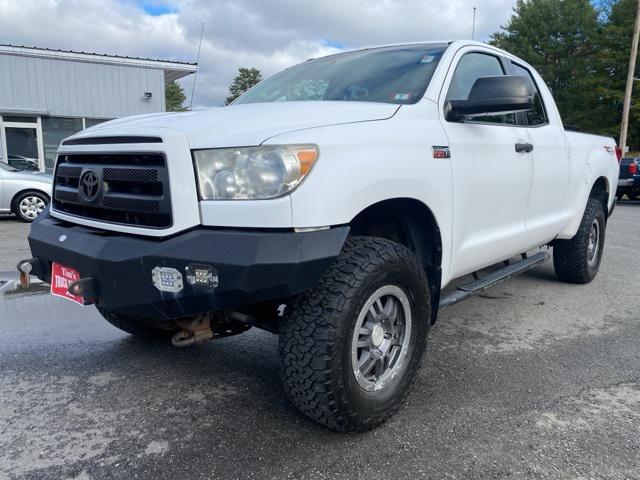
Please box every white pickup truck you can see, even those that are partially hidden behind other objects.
[21,40,619,431]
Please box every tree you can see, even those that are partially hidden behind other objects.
[490,0,601,130]
[589,0,640,149]
[165,81,187,112]
[225,67,262,105]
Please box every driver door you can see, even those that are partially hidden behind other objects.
[440,50,534,278]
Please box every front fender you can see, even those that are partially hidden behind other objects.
[269,110,453,281]
[7,179,53,205]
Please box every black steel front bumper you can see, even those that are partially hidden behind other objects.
[27,211,349,320]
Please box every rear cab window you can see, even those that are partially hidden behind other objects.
[510,62,548,126]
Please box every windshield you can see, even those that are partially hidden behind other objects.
[0,161,19,172]
[235,44,449,106]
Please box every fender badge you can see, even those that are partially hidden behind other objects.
[58,235,67,242]
[432,146,451,159]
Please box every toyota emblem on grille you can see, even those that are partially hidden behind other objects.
[79,169,101,202]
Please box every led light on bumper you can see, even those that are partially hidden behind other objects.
[193,145,318,200]
[185,263,219,289]
[152,267,184,293]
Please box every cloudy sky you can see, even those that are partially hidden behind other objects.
[0,0,518,107]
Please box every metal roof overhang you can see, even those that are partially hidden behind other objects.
[0,44,197,85]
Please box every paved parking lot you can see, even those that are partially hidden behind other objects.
[0,215,30,273]
[0,203,639,479]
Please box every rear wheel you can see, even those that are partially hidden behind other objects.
[279,236,430,432]
[96,305,177,339]
[553,198,606,284]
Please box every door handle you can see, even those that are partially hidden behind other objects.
[515,143,534,153]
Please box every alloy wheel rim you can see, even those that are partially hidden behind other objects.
[587,219,600,266]
[350,285,412,392]
[19,196,45,220]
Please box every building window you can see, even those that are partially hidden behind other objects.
[42,117,83,171]
[5,127,39,170]
[2,115,38,123]
[85,118,110,128]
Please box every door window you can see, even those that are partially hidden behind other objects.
[5,127,39,171]
[446,52,516,125]
[511,63,548,126]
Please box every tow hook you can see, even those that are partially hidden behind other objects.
[19,270,31,289]
[171,314,215,347]
[170,312,253,348]
[0,258,50,299]
[0,261,34,298]
[17,259,39,289]
[67,278,97,304]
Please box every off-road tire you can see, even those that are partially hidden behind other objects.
[553,198,606,284]
[279,236,431,432]
[96,305,177,339]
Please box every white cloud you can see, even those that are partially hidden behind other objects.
[0,0,517,106]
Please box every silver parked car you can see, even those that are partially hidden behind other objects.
[8,154,39,171]
[0,162,52,222]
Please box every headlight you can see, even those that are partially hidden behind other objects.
[193,145,319,200]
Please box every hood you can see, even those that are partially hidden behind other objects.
[74,102,400,148]
[7,170,53,183]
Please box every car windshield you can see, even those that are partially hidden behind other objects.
[234,44,449,106]
[0,161,19,172]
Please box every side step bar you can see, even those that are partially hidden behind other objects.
[439,251,550,309]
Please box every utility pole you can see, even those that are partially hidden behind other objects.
[620,0,640,153]
[472,7,477,41]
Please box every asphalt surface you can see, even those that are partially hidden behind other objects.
[0,215,30,273]
[0,203,639,480]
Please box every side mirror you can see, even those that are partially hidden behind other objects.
[446,75,534,121]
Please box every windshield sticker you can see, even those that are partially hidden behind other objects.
[420,55,435,63]
[393,93,412,101]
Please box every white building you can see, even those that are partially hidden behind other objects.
[0,44,196,172]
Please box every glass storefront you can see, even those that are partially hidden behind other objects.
[1,115,114,172]
[5,127,39,170]
[0,115,42,171]
[41,117,83,172]
[85,118,109,129]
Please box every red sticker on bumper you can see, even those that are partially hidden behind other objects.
[51,262,84,305]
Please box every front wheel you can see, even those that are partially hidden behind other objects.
[279,237,431,432]
[13,191,48,222]
[553,198,606,284]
